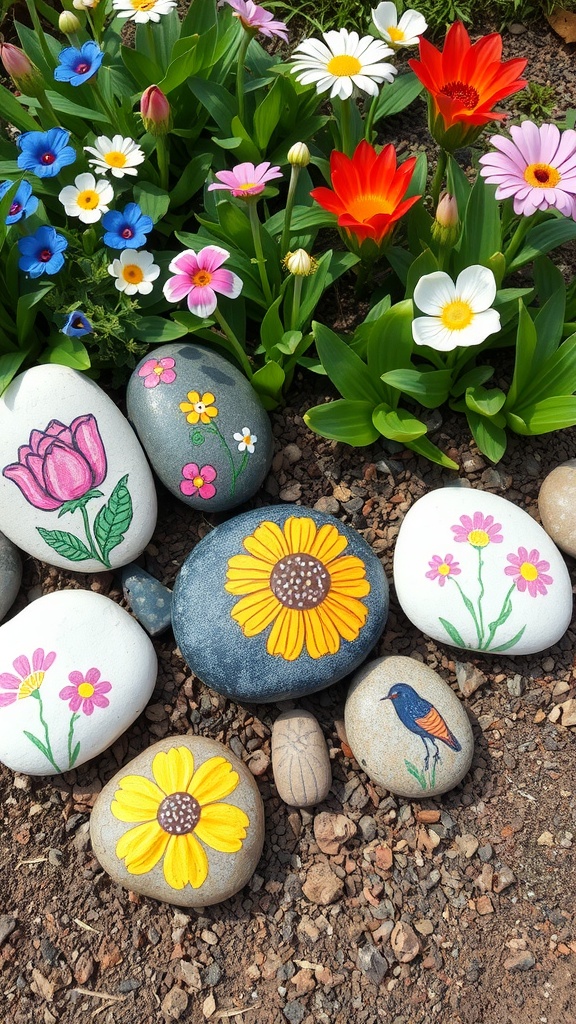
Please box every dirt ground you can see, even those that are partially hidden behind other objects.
[2,12,576,1024]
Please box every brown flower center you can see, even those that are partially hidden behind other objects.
[440,80,479,109]
[270,553,330,610]
[157,792,201,835]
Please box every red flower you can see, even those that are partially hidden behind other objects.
[409,21,527,151]
[310,140,420,254]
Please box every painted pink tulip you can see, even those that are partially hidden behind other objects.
[140,85,172,136]
[3,414,107,511]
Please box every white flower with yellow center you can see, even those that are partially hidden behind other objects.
[372,3,427,49]
[84,135,145,179]
[290,28,396,101]
[233,428,257,454]
[108,249,160,296]
[58,172,113,224]
[412,266,501,352]
[112,0,176,22]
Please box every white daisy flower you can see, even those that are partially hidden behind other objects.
[58,172,113,224]
[84,135,145,179]
[372,3,427,49]
[108,249,160,295]
[290,28,397,101]
[112,0,177,23]
[233,428,257,454]
[412,266,501,353]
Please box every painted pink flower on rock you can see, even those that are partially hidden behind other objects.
[425,553,461,586]
[163,245,242,318]
[0,648,56,708]
[208,161,282,199]
[451,512,503,549]
[504,547,553,597]
[224,0,289,42]
[138,356,176,388]
[59,667,111,715]
[180,463,217,499]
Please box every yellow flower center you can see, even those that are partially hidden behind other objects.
[347,192,394,221]
[104,150,127,168]
[192,270,212,287]
[236,182,258,191]
[18,671,44,699]
[243,433,253,444]
[524,162,561,189]
[387,26,405,41]
[122,264,144,284]
[467,529,490,547]
[77,681,95,698]
[326,54,362,77]
[440,299,474,331]
[153,364,164,375]
[270,553,331,610]
[437,562,451,576]
[77,189,100,209]
[193,475,205,488]
[519,561,538,581]
[130,0,156,10]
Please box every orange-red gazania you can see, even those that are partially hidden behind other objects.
[310,140,420,252]
[409,21,528,151]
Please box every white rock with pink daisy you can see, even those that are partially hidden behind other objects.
[393,488,572,656]
[0,589,157,775]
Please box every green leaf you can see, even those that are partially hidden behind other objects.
[450,365,495,397]
[120,44,161,89]
[23,731,51,761]
[40,337,91,371]
[37,528,92,562]
[505,300,538,409]
[366,299,415,397]
[465,385,506,417]
[439,617,466,647]
[373,72,423,121]
[533,254,564,305]
[94,475,133,562]
[508,217,576,272]
[312,322,387,405]
[508,396,576,434]
[466,410,508,463]
[381,368,452,409]
[16,281,54,343]
[533,286,566,362]
[170,152,213,208]
[0,352,26,396]
[69,740,81,769]
[385,246,413,286]
[372,406,427,442]
[260,296,284,354]
[133,183,170,224]
[253,77,285,151]
[405,435,459,470]
[446,154,471,224]
[456,177,501,273]
[133,316,189,343]
[511,334,576,408]
[0,83,42,132]
[304,399,381,446]
[406,248,439,300]
[491,625,527,653]
[251,360,285,401]
[188,76,237,133]
[158,36,202,93]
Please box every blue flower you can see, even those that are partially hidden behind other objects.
[61,310,93,337]
[0,179,38,224]
[18,225,68,278]
[16,128,76,178]
[54,42,104,87]
[102,202,153,249]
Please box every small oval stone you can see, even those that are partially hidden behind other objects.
[126,343,273,512]
[345,655,474,798]
[393,488,572,655]
[272,710,331,807]
[0,531,21,622]
[538,460,576,558]
[0,365,157,572]
[90,735,265,907]
[0,590,157,775]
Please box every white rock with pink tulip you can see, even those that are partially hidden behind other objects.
[0,364,157,572]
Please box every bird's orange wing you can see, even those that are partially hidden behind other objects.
[415,707,457,748]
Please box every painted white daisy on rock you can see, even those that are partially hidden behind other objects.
[372,3,427,48]
[108,249,160,295]
[112,0,177,23]
[233,429,257,453]
[412,266,501,352]
[84,135,145,179]
[290,28,396,101]
[58,172,113,224]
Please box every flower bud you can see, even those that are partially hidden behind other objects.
[59,11,82,33]
[282,249,318,276]
[287,142,310,168]
[140,85,172,137]
[0,41,46,99]
[431,191,460,247]
[73,0,100,9]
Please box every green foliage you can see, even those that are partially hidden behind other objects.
[514,81,557,122]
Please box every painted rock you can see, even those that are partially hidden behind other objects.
[393,489,572,656]
[538,460,576,558]
[0,531,22,622]
[126,342,273,512]
[0,589,157,775]
[0,365,157,572]
[120,562,172,636]
[90,736,265,907]
[345,656,474,798]
[172,505,389,702]
[272,710,332,807]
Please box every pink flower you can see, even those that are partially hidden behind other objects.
[0,648,56,708]
[479,122,576,219]
[138,356,176,388]
[180,463,217,499]
[163,245,242,318]
[208,161,282,199]
[504,547,553,598]
[3,414,107,511]
[140,85,172,136]
[451,512,503,549]
[59,667,112,715]
[224,0,288,42]
[425,553,461,586]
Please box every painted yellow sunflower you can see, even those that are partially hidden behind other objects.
[179,390,218,425]
[225,516,370,661]
[111,746,249,890]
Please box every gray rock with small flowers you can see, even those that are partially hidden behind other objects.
[126,343,273,512]
[90,735,265,907]
[0,531,21,623]
[272,710,332,807]
[538,460,576,558]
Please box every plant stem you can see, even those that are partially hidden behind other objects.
[32,691,62,774]
[280,165,300,258]
[502,217,533,269]
[156,134,170,191]
[36,91,60,129]
[364,93,379,144]
[67,713,80,768]
[25,0,53,69]
[146,22,158,69]
[235,30,252,127]
[290,275,303,331]
[212,307,253,379]
[85,8,101,45]
[339,97,353,157]
[79,503,110,567]
[452,578,483,648]
[431,148,447,208]
[481,583,515,651]
[248,200,273,306]
[90,80,118,132]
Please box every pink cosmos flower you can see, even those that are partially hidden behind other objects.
[180,463,217,499]
[451,512,503,549]
[208,161,282,199]
[425,553,461,586]
[479,122,576,219]
[138,356,177,388]
[163,245,242,319]
[0,648,56,708]
[224,0,289,42]
[504,547,553,598]
[59,667,112,715]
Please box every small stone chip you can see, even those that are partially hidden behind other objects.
[302,863,344,906]
[504,951,535,971]
[390,922,420,963]
[313,811,356,855]
[162,986,189,1021]
[476,895,494,915]
[537,830,554,847]
[357,942,389,984]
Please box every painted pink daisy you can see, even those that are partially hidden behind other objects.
[224,0,288,42]
[451,512,503,549]
[0,648,56,708]
[425,553,461,586]
[504,547,553,598]
[180,463,217,499]
[208,161,282,199]
[479,122,576,219]
[59,667,112,715]
[163,245,242,319]
[138,356,176,389]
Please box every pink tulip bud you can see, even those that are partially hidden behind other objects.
[431,192,460,247]
[0,41,45,99]
[140,85,172,137]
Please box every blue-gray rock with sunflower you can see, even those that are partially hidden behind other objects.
[127,343,273,512]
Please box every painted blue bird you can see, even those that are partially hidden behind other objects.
[381,682,461,771]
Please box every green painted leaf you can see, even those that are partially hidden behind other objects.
[404,761,427,789]
[37,529,92,562]
[23,731,50,760]
[304,400,381,446]
[58,490,103,517]
[69,741,81,769]
[439,617,466,648]
[190,430,205,446]
[490,625,527,653]
[94,475,133,562]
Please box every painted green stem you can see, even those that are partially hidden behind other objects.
[452,577,483,648]
[481,583,516,651]
[248,201,273,306]
[79,503,110,568]
[67,713,80,768]
[32,690,61,774]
